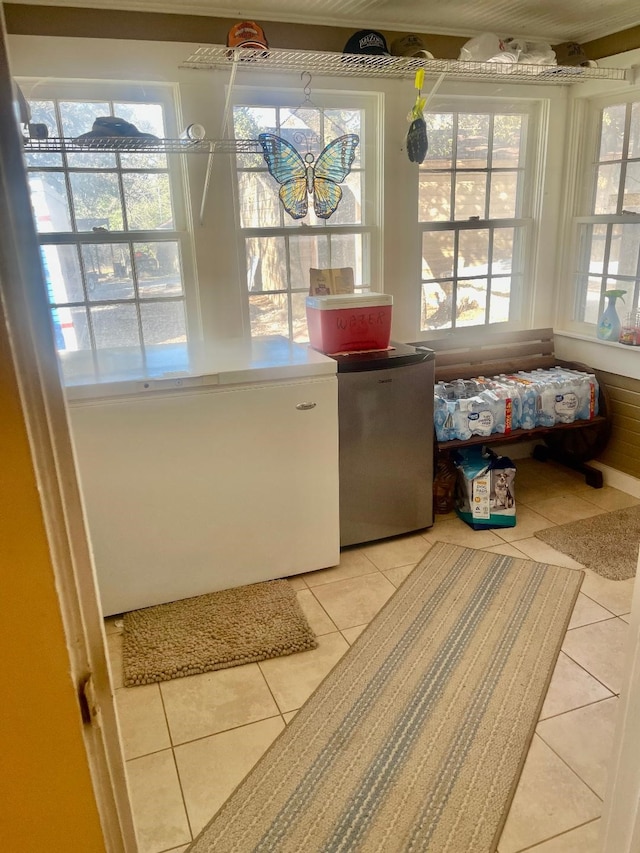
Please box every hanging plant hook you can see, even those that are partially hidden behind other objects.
[301,71,313,103]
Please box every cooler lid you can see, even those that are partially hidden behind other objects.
[306,293,392,310]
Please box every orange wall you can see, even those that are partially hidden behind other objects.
[0,303,106,850]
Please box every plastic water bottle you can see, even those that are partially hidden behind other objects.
[434,388,457,442]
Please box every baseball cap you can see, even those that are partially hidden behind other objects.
[74,116,159,143]
[227,20,269,51]
[390,34,434,60]
[343,30,390,56]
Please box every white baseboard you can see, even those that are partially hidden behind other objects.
[588,461,640,498]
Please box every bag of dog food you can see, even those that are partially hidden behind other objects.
[453,446,516,530]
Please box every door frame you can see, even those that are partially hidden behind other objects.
[0,13,135,851]
[601,546,640,852]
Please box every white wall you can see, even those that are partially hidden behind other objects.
[8,34,572,347]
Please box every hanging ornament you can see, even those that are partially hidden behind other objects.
[258,132,359,220]
[406,68,428,164]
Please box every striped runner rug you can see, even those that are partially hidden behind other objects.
[187,542,583,853]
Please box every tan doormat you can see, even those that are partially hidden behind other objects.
[122,579,317,687]
[535,504,640,580]
[187,543,582,853]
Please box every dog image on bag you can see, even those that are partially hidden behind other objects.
[491,469,515,509]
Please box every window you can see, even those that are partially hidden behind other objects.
[231,91,377,342]
[24,86,194,385]
[418,101,534,331]
[571,97,640,330]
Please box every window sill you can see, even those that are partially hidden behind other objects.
[553,329,640,381]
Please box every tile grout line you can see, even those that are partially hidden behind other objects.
[156,680,195,844]
[509,816,601,852]
[533,729,606,803]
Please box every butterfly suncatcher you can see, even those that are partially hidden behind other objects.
[258,132,359,220]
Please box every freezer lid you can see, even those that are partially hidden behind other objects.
[332,341,435,372]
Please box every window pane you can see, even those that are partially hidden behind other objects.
[289,234,330,289]
[328,234,364,283]
[280,108,321,148]
[61,101,116,169]
[245,236,288,292]
[456,114,489,169]
[325,171,362,225]
[325,109,362,166]
[419,173,451,221]
[91,303,140,348]
[493,228,515,274]
[458,229,489,276]
[594,163,621,214]
[42,244,84,303]
[425,113,453,165]
[489,276,512,324]
[140,301,186,345]
[54,305,91,352]
[623,162,640,213]
[135,242,183,296]
[422,231,454,279]
[60,100,109,137]
[583,276,603,324]
[609,224,640,277]
[234,106,276,168]
[25,100,61,167]
[292,292,310,343]
[422,280,452,330]
[122,173,173,230]
[599,104,626,162]
[81,244,134,301]
[455,173,487,220]
[115,102,167,168]
[630,102,640,159]
[238,172,281,227]
[249,292,289,337]
[29,172,72,232]
[70,172,124,231]
[489,172,519,218]
[492,115,524,168]
[457,278,487,326]
[585,224,609,273]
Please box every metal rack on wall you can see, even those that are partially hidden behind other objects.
[23,46,634,223]
[22,137,262,155]
[180,44,632,86]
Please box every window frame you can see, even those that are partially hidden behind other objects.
[561,90,640,337]
[20,77,200,387]
[228,84,381,342]
[416,95,542,336]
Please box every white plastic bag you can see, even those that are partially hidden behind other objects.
[459,32,518,64]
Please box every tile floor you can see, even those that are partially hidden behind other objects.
[104,457,639,853]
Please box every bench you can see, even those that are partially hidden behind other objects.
[410,328,611,488]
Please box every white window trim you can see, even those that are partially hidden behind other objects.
[415,94,546,338]
[226,82,382,340]
[19,76,201,389]
[556,74,640,343]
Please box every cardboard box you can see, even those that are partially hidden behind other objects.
[305,293,393,354]
[309,267,354,296]
[453,447,517,530]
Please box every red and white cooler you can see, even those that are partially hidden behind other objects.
[305,293,393,354]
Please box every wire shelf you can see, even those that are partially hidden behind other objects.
[180,45,630,86]
[22,137,266,155]
[23,137,212,154]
